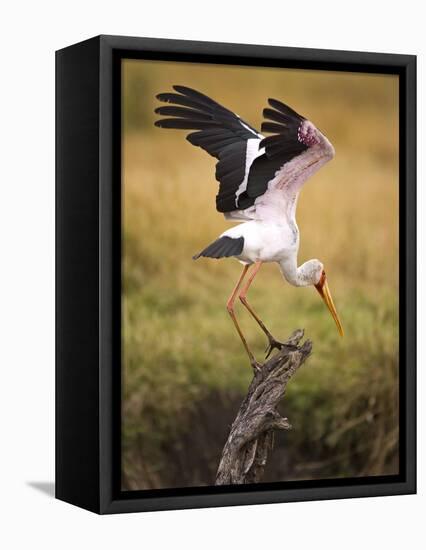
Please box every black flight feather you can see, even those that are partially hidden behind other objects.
[155,87,311,216]
[267,98,305,121]
[261,121,289,134]
[193,236,244,260]
[173,85,234,114]
[262,108,293,125]
[156,92,211,112]
[155,106,212,121]
[154,119,219,130]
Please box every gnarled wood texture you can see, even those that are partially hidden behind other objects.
[215,330,312,485]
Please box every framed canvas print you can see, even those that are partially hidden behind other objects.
[56,35,416,514]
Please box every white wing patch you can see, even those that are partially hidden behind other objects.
[234,139,264,207]
[237,118,263,139]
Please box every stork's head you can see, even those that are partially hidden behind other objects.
[301,260,344,337]
[281,258,344,336]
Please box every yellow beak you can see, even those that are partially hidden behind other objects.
[315,273,344,337]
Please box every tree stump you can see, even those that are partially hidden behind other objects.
[215,329,312,485]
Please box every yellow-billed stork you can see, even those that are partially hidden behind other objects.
[155,86,343,369]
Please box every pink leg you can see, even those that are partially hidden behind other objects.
[226,265,260,369]
[238,262,286,358]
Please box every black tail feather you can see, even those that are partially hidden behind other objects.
[193,236,244,260]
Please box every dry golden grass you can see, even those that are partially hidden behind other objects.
[121,60,399,489]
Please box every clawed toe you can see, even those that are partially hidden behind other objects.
[264,337,284,358]
[250,359,263,372]
[265,338,297,359]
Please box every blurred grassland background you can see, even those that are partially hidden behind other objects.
[122,59,399,490]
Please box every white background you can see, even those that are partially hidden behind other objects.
[0,1,423,548]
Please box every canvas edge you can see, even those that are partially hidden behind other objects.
[55,34,416,515]
[55,36,102,513]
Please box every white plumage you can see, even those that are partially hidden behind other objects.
[155,86,343,368]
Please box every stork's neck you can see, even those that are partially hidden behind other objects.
[279,258,318,287]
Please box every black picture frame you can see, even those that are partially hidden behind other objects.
[56,35,416,514]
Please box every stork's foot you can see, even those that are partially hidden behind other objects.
[250,358,263,372]
[265,337,298,359]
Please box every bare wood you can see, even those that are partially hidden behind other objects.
[215,329,312,485]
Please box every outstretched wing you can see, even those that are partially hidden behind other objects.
[155,86,262,213]
[244,99,334,204]
[248,100,309,194]
[155,88,334,220]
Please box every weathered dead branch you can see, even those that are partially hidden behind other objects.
[215,329,312,485]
